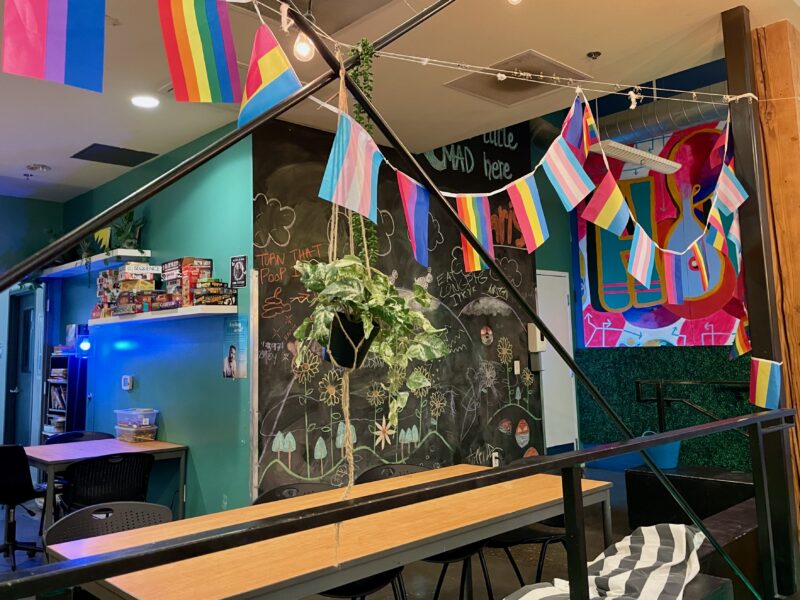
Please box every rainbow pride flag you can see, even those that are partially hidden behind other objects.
[456,195,494,272]
[690,241,709,291]
[730,315,752,359]
[158,0,241,103]
[319,112,384,223]
[238,24,301,127]
[727,211,742,274]
[663,252,683,305]
[506,174,549,253]
[396,172,430,267]
[582,172,630,236]
[706,204,728,255]
[750,357,781,409]
[2,0,105,92]
[627,224,656,288]
[716,163,748,215]
[542,137,595,212]
[584,104,600,148]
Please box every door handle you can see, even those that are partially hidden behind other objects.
[8,387,19,394]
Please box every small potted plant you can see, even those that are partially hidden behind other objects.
[293,254,448,426]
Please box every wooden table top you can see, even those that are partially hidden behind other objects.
[50,465,611,600]
[25,439,186,465]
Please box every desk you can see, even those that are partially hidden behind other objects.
[25,439,188,527]
[50,465,612,600]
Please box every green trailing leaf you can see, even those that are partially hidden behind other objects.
[293,254,448,423]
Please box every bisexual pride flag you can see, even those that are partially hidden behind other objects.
[627,224,656,288]
[319,112,384,223]
[506,174,549,253]
[158,0,242,103]
[750,357,781,409]
[456,194,494,272]
[582,172,630,237]
[396,172,430,267]
[542,137,595,212]
[2,0,105,92]
[238,24,301,127]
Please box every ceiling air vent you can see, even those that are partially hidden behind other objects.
[71,144,158,167]
[445,49,591,107]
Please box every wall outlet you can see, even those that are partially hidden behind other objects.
[121,375,134,391]
[513,360,521,375]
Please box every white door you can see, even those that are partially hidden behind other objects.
[536,271,578,450]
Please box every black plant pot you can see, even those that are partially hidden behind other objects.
[323,312,379,369]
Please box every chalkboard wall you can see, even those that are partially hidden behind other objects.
[253,119,540,491]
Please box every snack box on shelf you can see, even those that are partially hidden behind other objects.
[192,287,237,306]
[119,262,161,276]
[115,408,159,427]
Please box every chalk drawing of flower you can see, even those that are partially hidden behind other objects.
[373,416,395,450]
[292,350,320,385]
[366,382,386,407]
[319,370,342,407]
[521,368,535,388]
[429,391,447,419]
[478,361,497,390]
[410,365,433,398]
[497,337,513,365]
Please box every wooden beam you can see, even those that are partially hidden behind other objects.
[722,6,782,361]
[751,17,800,594]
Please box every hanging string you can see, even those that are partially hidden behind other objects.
[251,0,266,25]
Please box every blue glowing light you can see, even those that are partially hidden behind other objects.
[112,339,139,352]
[78,338,91,352]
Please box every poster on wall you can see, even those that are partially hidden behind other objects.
[230,255,247,288]
[576,122,747,348]
[223,315,248,379]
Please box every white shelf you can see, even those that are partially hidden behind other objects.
[88,305,237,327]
[40,249,152,279]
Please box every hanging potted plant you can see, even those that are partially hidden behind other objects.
[293,254,448,427]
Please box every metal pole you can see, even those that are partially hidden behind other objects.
[0,0,455,293]
[287,10,763,598]
[562,466,590,600]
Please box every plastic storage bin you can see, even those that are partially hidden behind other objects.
[115,425,158,443]
[115,408,159,428]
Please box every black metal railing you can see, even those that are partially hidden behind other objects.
[636,379,750,437]
[0,409,795,600]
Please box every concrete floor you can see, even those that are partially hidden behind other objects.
[1,470,629,600]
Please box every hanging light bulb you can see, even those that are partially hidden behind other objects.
[293,31,315,62]
[293,0,315,62]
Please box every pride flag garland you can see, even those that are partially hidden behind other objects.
[750,357,781,410]
[456,195,495,272]
[2,0,106,92]
[627,224,656,288]
[506,174,549,253]
[158,0,241,103]
[396,172,430,267]
[582,172,630,237]
[542,136,596,212]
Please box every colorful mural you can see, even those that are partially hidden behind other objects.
[577,122,747,348]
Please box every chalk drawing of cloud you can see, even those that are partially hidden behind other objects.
[253,194,296,249]
[428,213,444,252]
[489,256,523,289]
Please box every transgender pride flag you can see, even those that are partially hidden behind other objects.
[542,137,595,212]
[627,224,656,288]
[319,113,384,223]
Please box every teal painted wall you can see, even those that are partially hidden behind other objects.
[58,124,254,516]
[0,194,63,274]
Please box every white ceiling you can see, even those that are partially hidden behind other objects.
[0,0,798,202]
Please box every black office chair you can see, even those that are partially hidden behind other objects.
[44,501,172,548]
[485,456,567,585]
[255,483,407,600]
[355,464,493,600]
[61,454,154,513]
[38,431,115,535]
[0,445,44,570]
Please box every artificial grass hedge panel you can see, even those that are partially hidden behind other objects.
[575,346,754,472]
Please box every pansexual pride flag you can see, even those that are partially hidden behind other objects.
[750,357,781,409]
[690,241,709,291]
[542,137,595,212]
[158,0,241,103]
[730,315,752,359]
[456,195,494,272]
[506,174,548,253]
[238,24,301,127]
[706,204,728,254]
[396,172,430,267]
[582,172,630,236]
[627,224,656,288]
[319,112,384,223]
[2,0,105,92]
[716,163,748,215]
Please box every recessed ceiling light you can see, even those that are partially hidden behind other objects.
[586,51,602,60]
[131,95,160,109]
[508,0,523,5]
[26,163,51,172]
